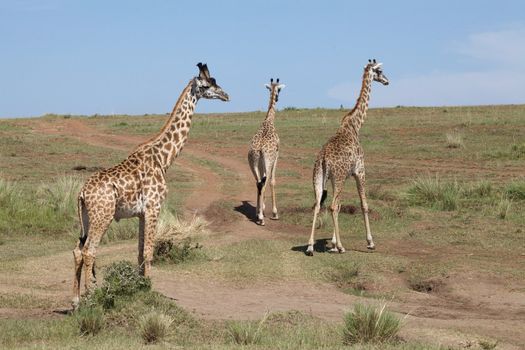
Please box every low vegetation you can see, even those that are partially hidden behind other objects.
[138,311,174,344]
[1,105,524,348]
[342,302,402,345]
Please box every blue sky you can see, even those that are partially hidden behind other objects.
[1,0,524,117]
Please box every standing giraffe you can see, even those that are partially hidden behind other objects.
[72,63,229,307]
[306,59,389,256]
[248,78,285,226]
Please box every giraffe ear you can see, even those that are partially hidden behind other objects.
[265,84,272,90]
[277,84,286,90]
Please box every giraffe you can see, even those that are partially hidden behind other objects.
[72,63,229,307]
[306,59,389,256]
[248,78,285,226]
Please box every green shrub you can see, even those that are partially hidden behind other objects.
[138,311,174,344]
[75,307,105,336]
[343,302,401,344]
[81,261,151,310]
[103,260,151,297]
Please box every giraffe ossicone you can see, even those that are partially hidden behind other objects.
[72,63,229,308]
[306,59,389,256]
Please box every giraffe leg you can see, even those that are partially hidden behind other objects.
[354,172,375,250]
[141,206,160,277]
[269,155,279,220]
[138,214,145,271]
[72,241,83,308]
[329,180,345,253]
[82,216,112,293]
[306,162,325,256]
[255,157,268,225]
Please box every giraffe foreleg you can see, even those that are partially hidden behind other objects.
[354,171,375,250]
[142,206,160,277]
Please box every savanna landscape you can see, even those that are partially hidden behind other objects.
[1,105,524,349]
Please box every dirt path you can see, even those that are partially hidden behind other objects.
[8,117,525,349]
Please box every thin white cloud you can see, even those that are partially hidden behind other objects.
[328,24,525,107]
[457,24,525,66]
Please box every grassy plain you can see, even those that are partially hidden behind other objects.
[0,104,524,349]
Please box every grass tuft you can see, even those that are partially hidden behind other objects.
[496,196,512,220]
[138,310,174,344]
[227,312,268,345]
[504,180,525,200]
[153,212,207,264]
[342,302,402,344]
[407,175,461,211]
[75,307,105,336]
[445,131,464,148]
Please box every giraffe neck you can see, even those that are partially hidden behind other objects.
[340,68,374,134]
[148,80,198,171]
[264,90,278,123]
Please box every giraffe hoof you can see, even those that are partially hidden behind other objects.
[270,214,279,220]
[256,220,265,226]
[338,247,346,254]
[328,247,339,253]
[305,246,314,256]
[367,245,376,251]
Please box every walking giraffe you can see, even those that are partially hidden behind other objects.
[248,78,285,226]
[72,63,229,307]
[306,59,389,256]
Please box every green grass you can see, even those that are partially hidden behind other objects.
[343,302,402,344]
[0,105,524,348]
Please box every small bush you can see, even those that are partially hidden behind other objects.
[75,307,105,336]
[228,313,268,345]
[445,131,464,148]
[138,311,174,344]
[153,212,207,264]
[81,261,151,310]
[103,260,152,297]
[407,176,461,211]
[505,180,525,200]
[154,238,202,264]
[342,303,401,344]
[479,339,498,350]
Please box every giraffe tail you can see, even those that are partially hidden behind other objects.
[77,193,89,248]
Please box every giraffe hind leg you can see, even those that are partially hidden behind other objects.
[306,162,325,256]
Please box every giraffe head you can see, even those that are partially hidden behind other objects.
[193,63,230,101]
[366,59,389,86]
[265,78,286,103]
